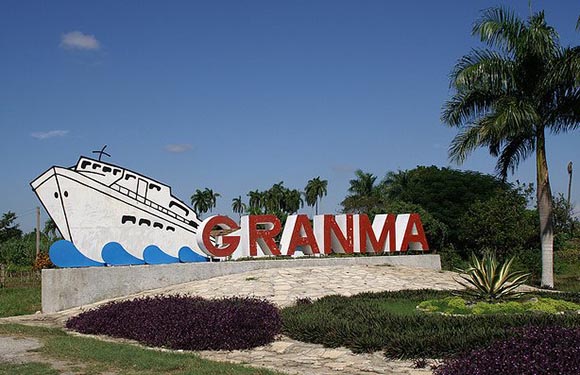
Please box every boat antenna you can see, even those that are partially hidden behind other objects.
[92,145,111,161]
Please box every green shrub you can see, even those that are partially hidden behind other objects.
[281,289,580,359]
[418,296,580,315]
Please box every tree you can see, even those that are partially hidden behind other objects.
[457,187,538,260]
[43,218,61,241]
[246,183,303,220]
[247,190,265,213]
[264,182,285,213]
[191,189,209,217]
[190,188,220,217]
[0,211,22,243]
[382,166,510,245]
[231,196,246,219]
[441,7,579,287]
[283,188,303,214]
[341,170,381,214]
[204,188,220,213]
[305,177,328,215]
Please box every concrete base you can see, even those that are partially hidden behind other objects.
[42,254,441,313]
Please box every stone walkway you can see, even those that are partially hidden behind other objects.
[2,264,460,375]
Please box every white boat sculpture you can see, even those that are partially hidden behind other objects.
[31,155,208,267]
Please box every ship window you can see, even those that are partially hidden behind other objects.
[166,226,175,232]
[149,183,161,191]
[153,222,163,229]
[64,191,69,197]
[139,218,151,226]
[125,174,136,180]
[103,166,112,173]
[188,220,198,229]
[121,215,136,224]
[113,169,121,175]
[81,161,91,169]
[54,192,59,198]
[92,163,101,170]
[169,201,189,216]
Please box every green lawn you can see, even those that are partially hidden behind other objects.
[554,247,580,293]
[0,286,41,318]
[0,324,282,375]
[0,362,59,375]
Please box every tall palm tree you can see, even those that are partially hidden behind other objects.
[190,188,220,217]
[247,189,265,213]
[340,170,381,214]
[204,188,220,213]
[283,189,304,214]
[305,177,328,215]
[265,181,285,213]
[190,189,210,217]
[442,7,579,288]
[348,170,377,198]
[231,196,246,219]
[382,170,410,199]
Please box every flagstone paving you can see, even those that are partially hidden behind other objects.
[2,264,461,374]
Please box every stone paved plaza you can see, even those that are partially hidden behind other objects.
[3,264,461,374]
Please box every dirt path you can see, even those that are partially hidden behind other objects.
[0,335,115,375]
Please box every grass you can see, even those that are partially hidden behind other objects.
[554,245,580,292]
[0,363,59,375]
[0,324,282,375]
[0,286,41,317]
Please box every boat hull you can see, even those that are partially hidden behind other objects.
[32,167,205,264]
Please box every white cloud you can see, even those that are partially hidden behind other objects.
[31,130,69,140]
[165,144,192,153]
[331,164,356,174]
[60,31,100,50]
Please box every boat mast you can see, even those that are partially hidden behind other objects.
[92,145,111,161]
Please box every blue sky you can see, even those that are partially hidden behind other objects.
[1,0,579,232]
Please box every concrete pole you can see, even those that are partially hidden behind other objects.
[567,162,573,208]
[36,206,40,258]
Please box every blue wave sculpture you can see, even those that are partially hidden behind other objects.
[49,240,105,268]
[143,245,180,264]
[179,246,209,263]
[102,242,146,266]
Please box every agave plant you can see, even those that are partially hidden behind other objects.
[455,253,530,302]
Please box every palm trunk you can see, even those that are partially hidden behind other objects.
[536,129,554,288]
[315,199,319,216]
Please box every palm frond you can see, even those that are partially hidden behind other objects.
[441,89,500,126]
[448,124,483,164]
[451,49,516,92]
[518,11,559,59]
[495,136,535,178]
[473,7,524,52]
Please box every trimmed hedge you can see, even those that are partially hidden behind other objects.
[66,295,281,350]
[281,289,580,358]
[435,326,580,375]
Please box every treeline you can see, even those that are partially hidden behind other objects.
[338,166,578,276]
[0,212,57,270]
[191,165,577,279]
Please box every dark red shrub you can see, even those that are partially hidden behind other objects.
[66,295,282,350]
[434,326,580,375]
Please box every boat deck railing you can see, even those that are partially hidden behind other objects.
[111,184,193,227]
